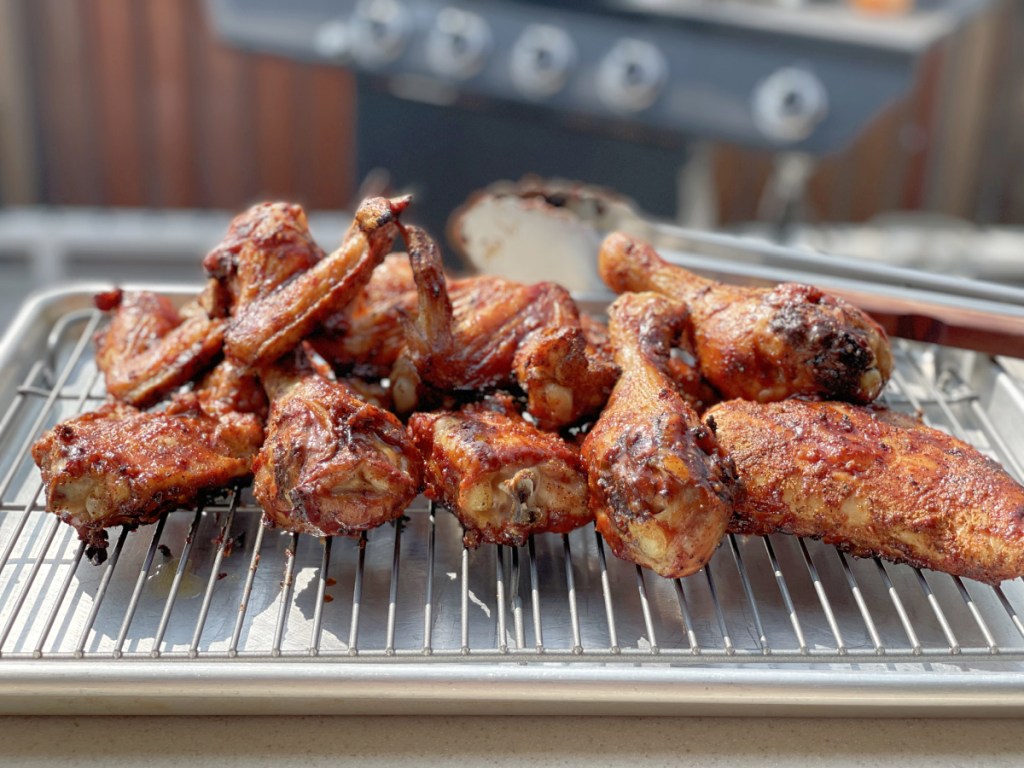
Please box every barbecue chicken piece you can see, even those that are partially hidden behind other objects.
[599,232,893,404]
[203,201,325,313]
[93,289,225,408]
[408,397,591,547]
[581,292,735,579]
[707,398,1024,585]
[224,195,409,368]
[31,360,266,564]
[92,203,325,407]
[164,359,267,464]
[307,254,418,377]
[396,226,617,429]
[252,357,422,537]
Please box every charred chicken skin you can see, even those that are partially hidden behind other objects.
[581,292,735,579]
[408,397,591,547]
[708,398,1024,585]
[31,361,265,564]
[224,195,409,368]
[599,232,893,404]
[397,225,617,429]
[93,288,225,409]
[252,358,422,537]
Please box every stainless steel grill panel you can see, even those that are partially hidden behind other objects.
[2,285,1024,715]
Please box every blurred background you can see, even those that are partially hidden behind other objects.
[0,0,1022,322]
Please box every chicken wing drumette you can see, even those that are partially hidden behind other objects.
[708,398,1024,584]
[395,226,617,429]
[581,292,735,578]
[408,396,591,547]
[225,195,409,368]
[252,355,422,537]
[599,232,893,404]
[31,359,266,564]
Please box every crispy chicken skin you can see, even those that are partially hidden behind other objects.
[203,201,325,313]
[408,398,591,547]
[397,225,617,428]
[31,400,257,565]
[252,359,422,537]
[581,292,735,579]
[93,289,226,408]
[599,232,893,404]
[224,195,409,368]
[708,398,1024,584]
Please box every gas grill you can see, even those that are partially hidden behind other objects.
[204,0,991,232]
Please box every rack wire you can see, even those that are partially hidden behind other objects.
[2,303,1024,672]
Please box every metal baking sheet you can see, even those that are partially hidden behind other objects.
[1,280,1024,716]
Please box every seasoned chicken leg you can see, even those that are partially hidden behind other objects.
[397,226,617,428]
[224,195,409,368]
[599,232,893,404]
[581,292,735,578]
[408,397,591,547]
[707,398,1024,585]
[93,289,225,408]
[252,357,422,537]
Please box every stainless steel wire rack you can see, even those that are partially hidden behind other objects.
[2,284,1024,715]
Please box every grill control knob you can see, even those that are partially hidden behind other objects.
[351,0,409,67]
[426,8,491,79]
[314,21,352,62]
[751,67,828,144]
[510,24,575,98]
[597,38,666,112]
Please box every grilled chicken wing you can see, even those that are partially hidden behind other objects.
[93,288,225,408]
[581,292,735,578]
[92,203,320,408]
[252,358,422,537]
[599,232,893,404]
[203,201,324,313]
[708,398,1024,584]
[224,195,409,368]
[307,254,418,377]
[397,226,617,428]
[165,359,267,464]
[408,397,591,547]
[31,360,265,564]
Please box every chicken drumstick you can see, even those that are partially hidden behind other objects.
[581,292,735,578]
[599,232,893,404]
